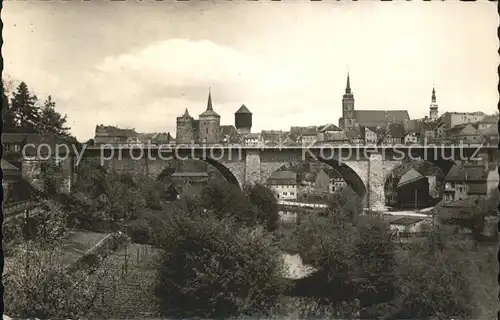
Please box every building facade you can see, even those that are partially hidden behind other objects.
[266,171,298,200]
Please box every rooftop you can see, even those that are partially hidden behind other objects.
[235,104,252,114]
[398,168,424,187]
[268,170,297,182]
[445,164,486,181]
[354,110,410,127]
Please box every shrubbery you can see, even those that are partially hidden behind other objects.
[4,202,109,319]
[154,213,289,318]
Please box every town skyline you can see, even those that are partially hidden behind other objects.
[3,1,498,141]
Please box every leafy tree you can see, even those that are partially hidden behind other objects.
[294,212,399,315]
[392,227,478,319]
[245,183,280,231]
[324,186,363,222]
[38,95,70,136]
[10,81,40,133]
[154,213,288,318]
[199,179,257,227]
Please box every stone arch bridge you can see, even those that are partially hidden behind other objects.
[72,145,495,211]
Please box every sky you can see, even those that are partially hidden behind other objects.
[3,0,498,142]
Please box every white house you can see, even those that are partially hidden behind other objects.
[266,171,298,200]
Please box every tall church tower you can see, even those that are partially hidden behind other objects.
[199,88,221,144]
[339,73,356,130]
[429,87,438,121]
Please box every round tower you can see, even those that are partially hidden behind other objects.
[235,104,252,134]
[176,108,194,144]
[199,89,221,144]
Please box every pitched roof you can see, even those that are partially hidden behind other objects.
[199,91,220,117]
[178,108,193,119]
[235,104,251,114]
[220,125,240,143]
[151,132,173,143]
[354,110,410,127]
[261,130,283,142]
[403,119,423,134]
[445,164,486,181]
[467,183,487,195]
[301,127,318,136]
[387,123,406,138]
[2,133,28,144]
[345,126,365,140]
[450,123,480,137]
[478,114,498,124]
[319,123,342,133]
[267,170,297,182]
[390,216,426,226]
[1,159,21,173]
[171,172,209,177]
[398,168,425,187]
[478,125,497,137]
[95,125,138,137]
[244,133,261,140]
[322,131,350,142]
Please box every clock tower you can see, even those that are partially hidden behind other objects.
[339,73,356,130]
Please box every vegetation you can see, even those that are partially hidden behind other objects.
[3,202,109,319]
[2,79,71,137]
[154,214,288,318]
[8,160,497,319]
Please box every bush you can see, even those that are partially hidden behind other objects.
[199,180,257,227]
[155,213,289,318]
[245,183,280,231]
[294,213,398,312]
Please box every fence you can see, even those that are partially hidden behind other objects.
[3,200,35,216]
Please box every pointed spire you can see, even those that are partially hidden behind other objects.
[431,87,436,103]
[345,73,351,94]
[207,87,213,111]
[183,107,190,117]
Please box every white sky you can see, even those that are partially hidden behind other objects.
[3,1,498,141]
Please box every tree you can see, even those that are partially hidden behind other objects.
[245,183,280,231]
[294,212,399,316]
[154,213,288,318]
[10,82,40,133]
[324,186,363,222]
[392,227,478,319]
[199,180,257,227]
[38,95,71,136]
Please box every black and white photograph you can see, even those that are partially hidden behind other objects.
[1,1,499,319]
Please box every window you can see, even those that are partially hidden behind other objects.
[283,192,288,196]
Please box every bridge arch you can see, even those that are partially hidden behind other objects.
[153,158,242,191]
[263,159,367,201]
[318,159,367,200]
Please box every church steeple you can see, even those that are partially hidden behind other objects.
[429,86,438,121]
[340,72,355,130]
[206,87,213,111]
[345,73,351,94]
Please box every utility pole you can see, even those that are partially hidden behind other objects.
[414,189,418,210]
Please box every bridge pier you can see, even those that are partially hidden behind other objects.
[244,149,262,186]
[367,153,401,213]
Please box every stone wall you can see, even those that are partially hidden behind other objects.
[367,153,401,211]
[245,150,261,186]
